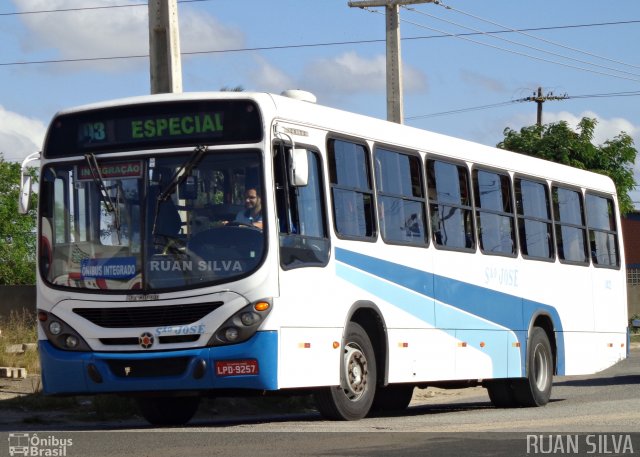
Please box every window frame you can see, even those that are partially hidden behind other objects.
[426,156,476,253]
[514,174,555,263]
[273,140,331,270]
[373,144,428,248]
[472,166,517,258]
[327,136,377,242]
[585,190,620,270]
[551,183,590,266]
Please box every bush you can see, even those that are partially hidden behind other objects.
[0,309,39,373]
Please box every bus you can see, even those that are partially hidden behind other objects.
[19,90,628,425]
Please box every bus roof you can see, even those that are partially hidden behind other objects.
[49,91,617,195]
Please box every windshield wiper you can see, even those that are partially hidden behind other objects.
[151,145,207,236]
[85,153,121,242]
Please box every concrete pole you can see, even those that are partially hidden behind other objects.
[386,3,403,124]
[348,0,433,124]
[149,0,183,94]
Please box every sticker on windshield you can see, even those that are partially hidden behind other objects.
[81,257,137,280]
[76,160,143,181]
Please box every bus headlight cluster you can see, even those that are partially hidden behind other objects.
[209,300,272,346]
[38,310,90,352]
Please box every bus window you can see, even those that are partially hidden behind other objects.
[473,169,516,256]
[515,177,554,260]
[274,144,330,269]
[374,147,427,246]
[552,186,588,265]
[427,159,475,251]
[328,139,376,240]
[586,193,619,267]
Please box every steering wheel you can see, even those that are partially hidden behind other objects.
[224,221,261,230]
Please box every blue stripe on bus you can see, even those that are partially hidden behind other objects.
[335,247,566,376]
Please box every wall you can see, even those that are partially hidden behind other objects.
[0,285,36,320]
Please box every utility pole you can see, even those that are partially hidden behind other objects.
[348,0,434,124]
[148,0,183,94]
[524,87,569,127]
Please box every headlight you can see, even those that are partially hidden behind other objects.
[240,312,259,326]
[224,327,239,341]
[38,310,91,352]
[209,299,272,346]
[65,335,79,349]
[49,321,62,335]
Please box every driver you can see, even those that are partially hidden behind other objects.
[232,187,263,229]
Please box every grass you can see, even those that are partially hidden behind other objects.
[0,309,40,374]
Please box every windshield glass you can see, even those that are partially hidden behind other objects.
[39,150,265,291]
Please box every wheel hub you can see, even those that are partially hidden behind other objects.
[343,343,368,400]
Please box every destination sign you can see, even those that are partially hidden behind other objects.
[79,112,225,146]
[44,100,263,157]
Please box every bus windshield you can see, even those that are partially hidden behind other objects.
[39,149,265,291]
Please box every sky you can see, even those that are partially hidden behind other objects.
[1,0,640,204]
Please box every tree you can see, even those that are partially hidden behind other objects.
[0,156,37,285]
[498,117,637,215]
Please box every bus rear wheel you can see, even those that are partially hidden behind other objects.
[136,395,201,426]
[314,322,376,420]
[513,327,553,406]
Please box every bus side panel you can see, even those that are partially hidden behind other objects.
[386,328,456,383]
[336,247,523,382]
[278,327,342,388]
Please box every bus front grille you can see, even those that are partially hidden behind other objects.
[73,302,223,328]
[106,357,191,378]
[99,335,201,346]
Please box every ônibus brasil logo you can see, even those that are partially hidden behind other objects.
[8,433,73,456]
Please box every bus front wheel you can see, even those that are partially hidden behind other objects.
[136,395,201,426]
[314,322,376,420]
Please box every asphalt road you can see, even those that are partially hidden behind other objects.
[1,349,639,457]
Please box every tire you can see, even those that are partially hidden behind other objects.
[370,384,414,414]
[136,395,201,426]
[314,322,377,420]
[512,327,554,407]
[485,380,518,408]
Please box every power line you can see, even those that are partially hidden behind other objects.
[403,5,640,80]
[433,2,640,72]
[0,0,213,17]
[406,100,520,120]
[406,90,640,120]
[2,20,639,68]
[362,7,640,83]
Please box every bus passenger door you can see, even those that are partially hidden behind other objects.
[273,142,337,388]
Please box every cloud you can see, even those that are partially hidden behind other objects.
[544,111,638,146]
[459,70,506,93]
[0,107,47,162]
[302,51,427,94]
[248,56,296,93]
[13,0,244,72]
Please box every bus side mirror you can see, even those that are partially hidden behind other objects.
[18,152,40,215]
[289,148,308,187]
[18,174,32,215]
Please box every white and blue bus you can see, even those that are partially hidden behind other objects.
[19,90,628,425]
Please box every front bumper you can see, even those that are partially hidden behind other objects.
[39,331,278,395]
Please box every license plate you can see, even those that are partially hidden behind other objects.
[215,359,259,376]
